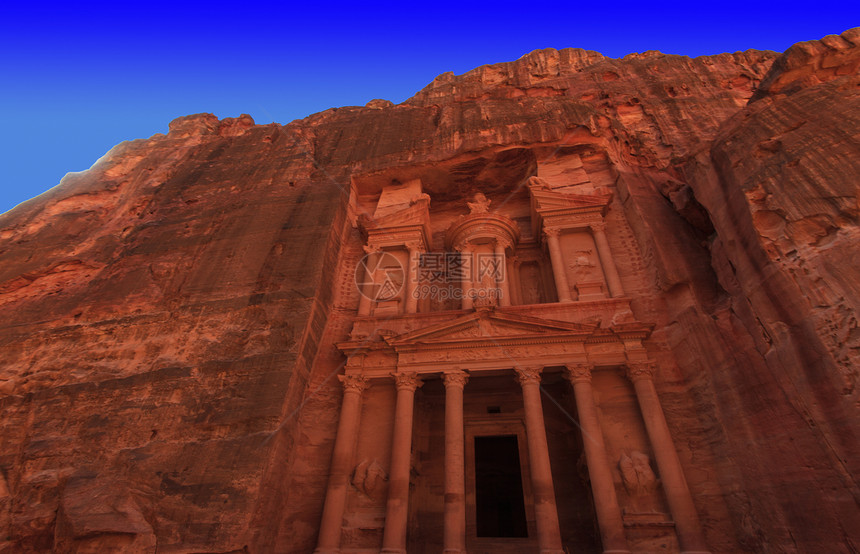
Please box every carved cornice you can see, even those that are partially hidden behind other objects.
[344,352,367,369]
[626,361,656,382]
[538,212,606,240]
[514,366,543,386]
[339,374,370,394]
[392,371,423,391]
[529,186,612,214]
[442,369,469,389]
[366,225,429,253]
[610,321,655,341]
[565,363,593,383]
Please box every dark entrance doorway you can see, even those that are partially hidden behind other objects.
[474,435,528,537]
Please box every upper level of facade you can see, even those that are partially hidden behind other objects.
[350,147,628,320]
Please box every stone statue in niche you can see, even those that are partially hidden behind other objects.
[467,192,491,214]
[570,248,607,300]
[619,451,659,512]
[519,262,543,305]
[352,458,387,497]
[523,279,541,305]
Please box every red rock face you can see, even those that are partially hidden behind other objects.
[0,30,858,553]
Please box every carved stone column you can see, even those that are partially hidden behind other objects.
[495,240,512,307]
[459,245,475,310]
[442,370,469,554]
[315,374,369,554]
[405,242,420,314]
[544,228,572,303]
[514,366,565,554]
[590,222,623,298]
[565,364,630,554]
[382,372,423,554]
[626,362,709,554]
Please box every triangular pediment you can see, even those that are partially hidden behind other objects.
[388,310,597,347]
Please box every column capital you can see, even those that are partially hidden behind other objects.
[589,220,607,233]
[363,243,384,255]
[339,373,369,394]
[543,226,563,239]
[626,361,656,382]
[442,369,469,389]
[514,366,543,386]
[392,372,423,391]
[565,363,594,383]
[404,240,421,253]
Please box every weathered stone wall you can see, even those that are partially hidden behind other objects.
[0,117,346,552]
[678,29,860,551]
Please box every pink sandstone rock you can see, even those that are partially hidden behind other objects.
[0,29,857,554]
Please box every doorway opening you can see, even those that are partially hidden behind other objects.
[474,435,528,537]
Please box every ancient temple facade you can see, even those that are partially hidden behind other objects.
[2,33,859,554]
[313,151,711,554]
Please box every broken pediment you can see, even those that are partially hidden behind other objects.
[358,181,432,250]
[373,178,425,219]
[528,176,613,238]
[529,181,611,214]
[360,195,430,231]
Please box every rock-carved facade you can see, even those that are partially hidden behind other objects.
[316,169,709,553]
[2,31,858,554]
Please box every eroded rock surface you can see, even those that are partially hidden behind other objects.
[0,29,858,553]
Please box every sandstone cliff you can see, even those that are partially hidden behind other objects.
[0,29,858,553]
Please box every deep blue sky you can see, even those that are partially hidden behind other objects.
[1,2,857,215]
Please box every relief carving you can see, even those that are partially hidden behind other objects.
[519,262,543,305]
[352,458,388,497]
[619,451,659,512]
[467,192,492,214]
[568,249,602,284]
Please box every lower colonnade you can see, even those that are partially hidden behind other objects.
[314,361,709,554]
